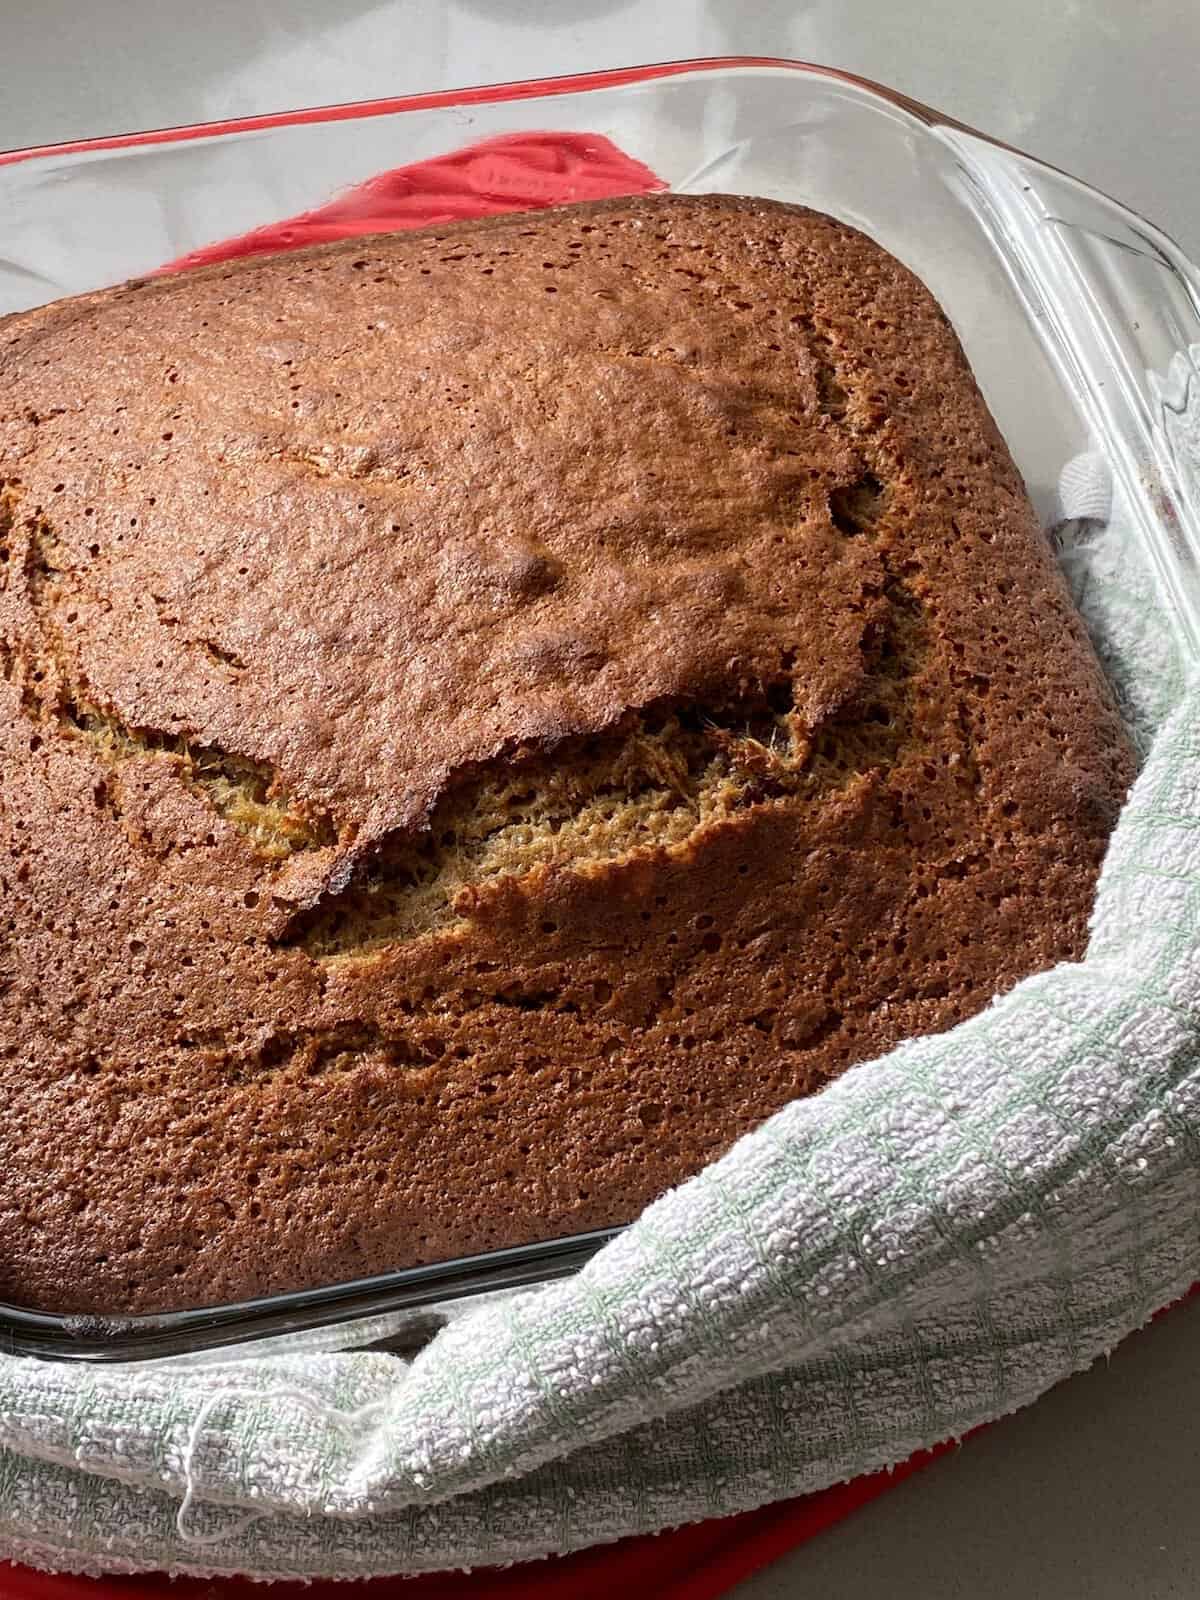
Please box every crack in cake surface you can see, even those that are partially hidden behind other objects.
[61,701,335,859]
[15,516,334,859]
[281,576,928,960]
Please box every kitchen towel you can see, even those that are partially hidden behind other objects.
[0,1431,969,1598]
[0,402,1198,1577]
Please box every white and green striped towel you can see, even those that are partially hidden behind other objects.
[2,378,1199,1578]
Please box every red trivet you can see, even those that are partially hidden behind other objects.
[157,130,665,272]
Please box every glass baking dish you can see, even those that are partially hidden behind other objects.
[2,57,1198,1363]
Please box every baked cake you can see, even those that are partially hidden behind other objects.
[0,194,1135,1315]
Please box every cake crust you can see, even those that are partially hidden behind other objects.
[0,194,1135,1314]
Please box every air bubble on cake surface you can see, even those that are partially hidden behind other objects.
[829,473,885,537]
[816,363,849,419]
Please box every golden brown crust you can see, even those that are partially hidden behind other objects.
[0,194,1134,1314]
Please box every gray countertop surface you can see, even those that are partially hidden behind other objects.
[736,1293,1200,1599]
[2,3,1197,1593]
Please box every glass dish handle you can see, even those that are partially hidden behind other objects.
[942,130,1200,663]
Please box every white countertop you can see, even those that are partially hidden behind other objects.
[3,3,1197,1594]
[5,0,1200,259]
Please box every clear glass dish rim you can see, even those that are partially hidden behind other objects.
[1,54,1191,1359]
[0,53,1096,189]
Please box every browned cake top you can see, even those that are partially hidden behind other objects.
[0,194,1134,1315]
